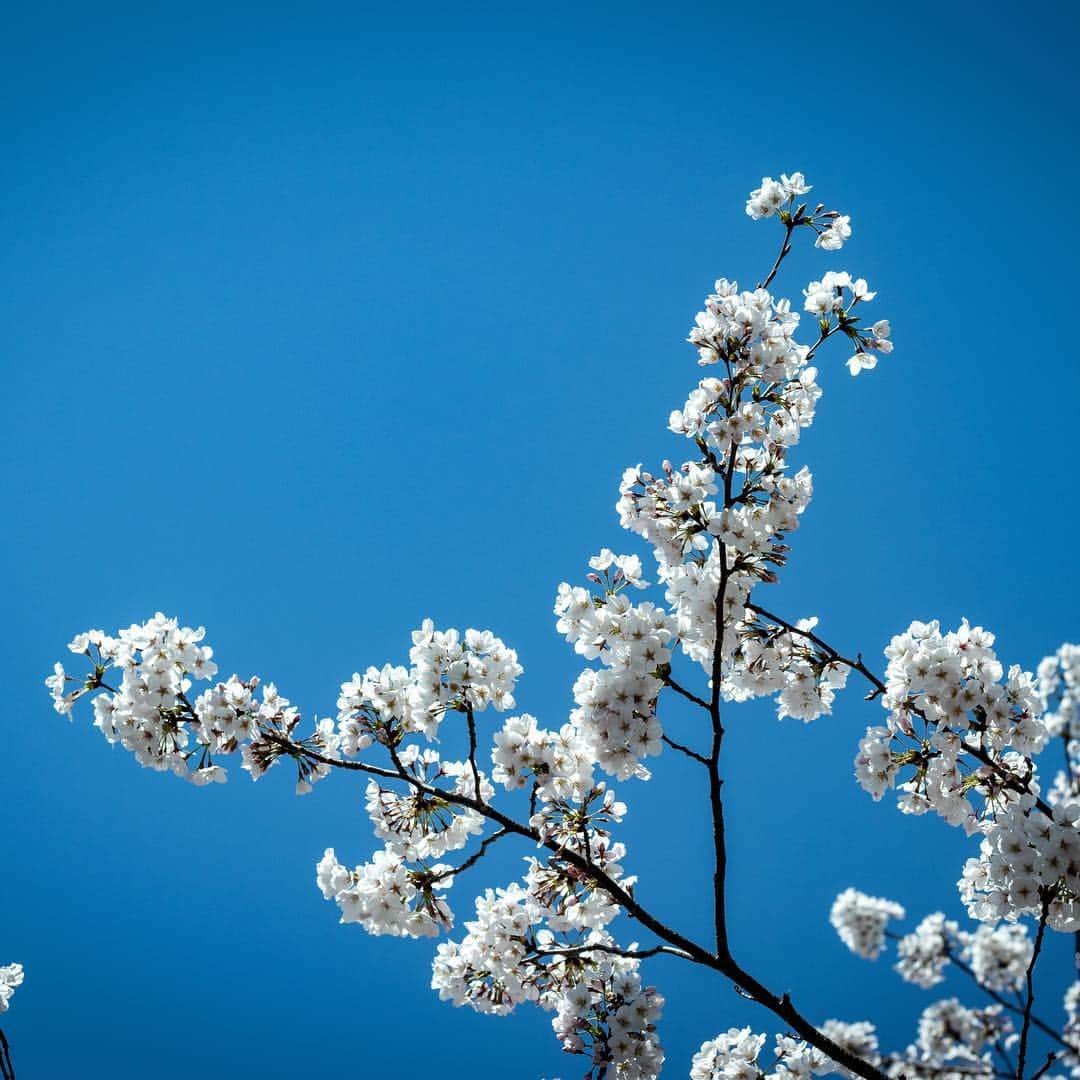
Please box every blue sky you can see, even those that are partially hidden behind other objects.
[3,2,1079,1076]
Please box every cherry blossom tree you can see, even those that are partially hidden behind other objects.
[43,173,1080,1080]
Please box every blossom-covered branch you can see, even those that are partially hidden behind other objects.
[45,171,1079,1079]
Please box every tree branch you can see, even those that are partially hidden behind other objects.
[758,220,795,291]
[1029,1052,1059,1080]
[0,1027,14,1080]
[534,942,691,963]
[430,828,510,883]
[660,672,711,711]
[464,702,483,801]
[1017,898,1050,1080]
[944,946,1072,1051]
[746,603,1055,818]
[269,731,890,1080]
[661,732,709,767]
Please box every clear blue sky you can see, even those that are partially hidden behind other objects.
[3,3,1079,1076]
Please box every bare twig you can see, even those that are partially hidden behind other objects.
[1017,899,1051,1080]
[944,944,1071,1051]
[265,730,889,1080]
[0,1027,14,1080]
[534,942,691,963]
[661,733,709,767]
[660,672,711,712]
[746,603,1055,818]
[758,221,795,291]
[429,828,510,883]
[464,702,483,801]
[1030,1053,1059,1080]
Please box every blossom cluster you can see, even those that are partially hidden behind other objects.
[365,746,489,860]
[959,799,1080,929]
[802,271,892,377]
[50,609,649,1042]
[829,888,906,961]
[490,712,595,803]
[316,846,453,938]
[555,567,675,779]
[431,882,539,1014]
[689,1022,878,1080]
[692,1005,1012,1080]
[744,173,851,253]
[402,621,523,737]
[615,289,842,719]
[552,956,665,1080]
[600,169,892,731]
[735,615,851,723]
[432,900,662,1077]
[905,999,1010,1078]
[1063,981,1080,1076]
[837,892,1034,994]
[856,619,1047,819]
[1039,644,1080,805]
[852,620,1080,928]
[46,615,219,780]
[0,963,22,1013]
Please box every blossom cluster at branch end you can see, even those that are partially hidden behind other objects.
[0,964,22,1014]
[853,622,1080,930]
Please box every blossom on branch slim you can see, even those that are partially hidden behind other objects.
[1039,644,1080,805]
[894,912,958,989]
[830,888,906,960]
[0,965,22,1014]
[849,897,1036,998]
[851,618,1080,930]
[689,1022,879,1080]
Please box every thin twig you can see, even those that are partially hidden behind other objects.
[758,221,795,290]
[661,733,709,767]
[1017,899,1051,1080]
[464,702,482,801]
[746,603,1055,818]
[994,1038,1017,1076]
[266,731,890,1080]
[534,942,691,962]
[660,673,711,711]
[1029,1053,1059,1080]
[747,602,882,695]
[945,945,1070,1050]
[0,1027,13,1080]
[429,828,510,883]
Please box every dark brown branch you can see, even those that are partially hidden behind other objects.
[758,221,795,291]
[0,1027,14,1080]
[1029,1053,1059,1080]
[430,828,510,883]
[534,942,691,962]
[660,672,711,711]
[994,1038,1017,1076]
[661,733,709,767]
[804,323,841,362]
[746,602,883,696]
[746,603,1055,818]
[271,732,889,1080]
[1017,899,1050,1080]
[464,703,482,801]
[945,946,1071,1051]
[706,423,739,964]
